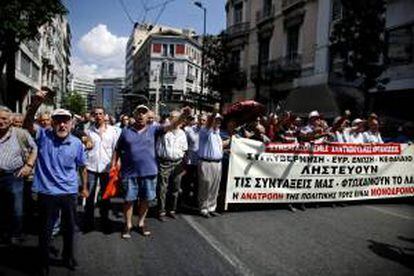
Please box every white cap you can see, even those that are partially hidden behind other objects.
[308,110,320,119]
[134,104,149,113]
[51,108,72,118]
[214,113,223,120]
[352,118,364,126]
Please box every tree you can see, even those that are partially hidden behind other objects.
[329,0,388,112]
[62,91,86,116]
[203,34,246,106]
[0,0,66,107]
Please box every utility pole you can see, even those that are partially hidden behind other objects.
[194,1,206,113]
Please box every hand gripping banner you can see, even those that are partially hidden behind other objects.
[224,137,414,209]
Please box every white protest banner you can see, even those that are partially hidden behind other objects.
[224,137,414,209]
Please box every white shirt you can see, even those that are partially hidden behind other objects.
[343,128,365,143]
[85,124,120,172]
[334,131,346,143]
[156,128,188,160]
[363,131,383,143]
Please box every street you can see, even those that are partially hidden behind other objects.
[0,201,413,276]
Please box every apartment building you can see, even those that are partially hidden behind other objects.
[132,28,216,115]
[373,0,414,120]
[125,23,184,90]
[10,15,71,113]
[224,0,414,120]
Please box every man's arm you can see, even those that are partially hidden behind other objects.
[162,107,192,133]
[111,149,120,169]
[79,166,89,198]
[23,90,47,134]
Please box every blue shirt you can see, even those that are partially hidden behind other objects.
[116,124,162,178]
[33,128,86,195]
[198,127,223,160]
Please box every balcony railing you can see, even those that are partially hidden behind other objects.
[161,72,177,83]
[277,53,302,73]
[224,22,250,38]
[282,0,305,10]
[250,54,302,83]
[186,74,196,82]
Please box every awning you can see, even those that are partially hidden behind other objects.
[283,84,341,119]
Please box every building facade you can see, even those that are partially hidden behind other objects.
[224,0,414,120]
[131,28,216,116]
[94,78,125,117]
[125,23,184,90]
[10,14,71,113]
[373,0,414,120]
[68,75,95,111]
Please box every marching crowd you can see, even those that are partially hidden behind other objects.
[1,90,413,275]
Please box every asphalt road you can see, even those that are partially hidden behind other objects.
[0,201,413,276]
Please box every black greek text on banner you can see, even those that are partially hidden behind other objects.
[224,137,414,210]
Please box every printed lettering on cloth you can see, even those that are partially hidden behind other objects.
[224,137,414,209]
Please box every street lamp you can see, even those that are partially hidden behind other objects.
[193,1,206,113]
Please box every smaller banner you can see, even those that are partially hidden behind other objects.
[225,137,414,209]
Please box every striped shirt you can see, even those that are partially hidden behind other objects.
[0,127,37,171]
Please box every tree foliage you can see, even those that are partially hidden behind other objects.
[0,0,66,106]
[203,34,246,103]
[329,0,388,92]
[0,0,66,51]
[62,91,86,116]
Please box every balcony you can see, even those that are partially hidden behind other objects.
[250,55,302,83]
[224,22,250,39]
[256,5,275,25]
[276,53,302,74]
[161,72,177,84]
[186,73,196,83]
[282,0,305,13]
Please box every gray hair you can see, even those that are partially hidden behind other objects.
[0,105,12,113]
[13,112,23,118]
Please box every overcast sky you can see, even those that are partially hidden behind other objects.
[64,0,226,80]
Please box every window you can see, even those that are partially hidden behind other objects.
[21,52,31,77]
[168,63,174,76]
[32,64,39,82]
[195,69,199,78]
[234,2,243,24]
[162,44,168,56]
[263,0,273,17]
[231,50,241,70]
[287,26,300,61]
[188,65,193,75]
[331,0,343,22]
[259,38,270,65]
[387,24,414,65]
[169,44,175,57]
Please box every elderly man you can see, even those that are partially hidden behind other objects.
[363,118,383,143]
[112,105,190,238]
[197,110,224,218]
[24,91,89,274]
[343,118,366,143]
[0,106,37,245]
[12,113,24,128]
[84,107,120,232]
[37,112,52,129]
[156,110,188,221]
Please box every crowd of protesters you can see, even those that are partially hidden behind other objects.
[1,90,414,275]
